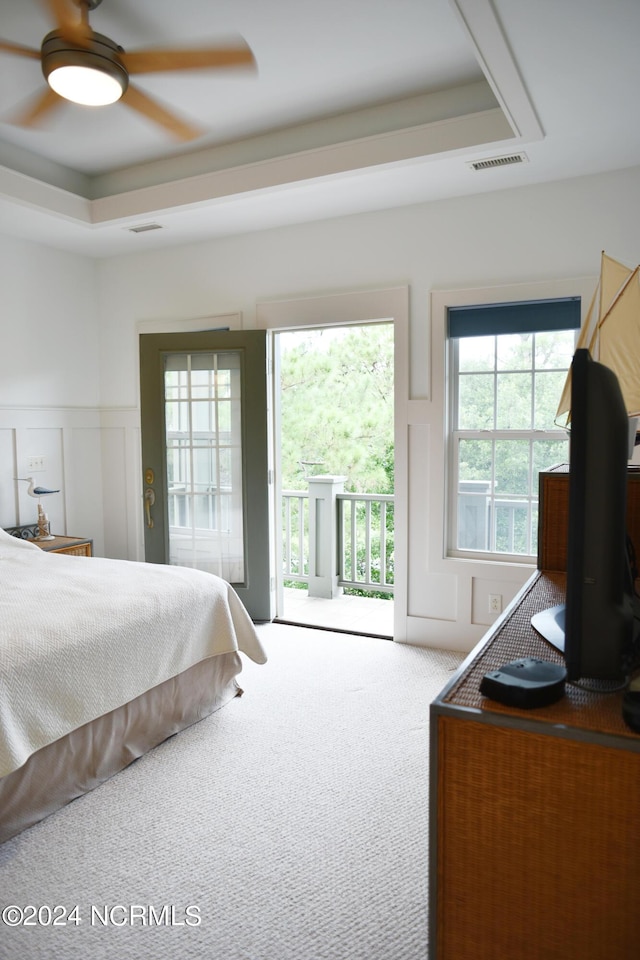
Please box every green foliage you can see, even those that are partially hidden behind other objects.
[279,325,394,493]
[279,324,395,599]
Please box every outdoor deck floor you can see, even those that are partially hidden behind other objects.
[279,587,394,637]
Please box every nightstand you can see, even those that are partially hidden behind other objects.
[30,536,93,556]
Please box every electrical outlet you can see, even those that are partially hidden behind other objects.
[27,456,46,472]
[488,594,502,614]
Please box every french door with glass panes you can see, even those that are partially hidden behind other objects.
[139,330,273,621]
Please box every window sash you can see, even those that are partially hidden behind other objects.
[449,429,569,560]
[448,327,574,561]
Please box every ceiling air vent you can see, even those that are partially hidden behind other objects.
[468,152,529,171]
[128,222,163,234]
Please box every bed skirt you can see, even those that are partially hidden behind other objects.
[0,650,243,844]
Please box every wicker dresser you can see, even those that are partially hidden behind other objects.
[537,463,640,572]
[428,469,640,960]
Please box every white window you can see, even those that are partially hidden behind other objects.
[447,299,579,561]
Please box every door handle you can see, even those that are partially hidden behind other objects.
[144,487,156,528]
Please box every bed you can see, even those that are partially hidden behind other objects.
[0,528,267,844]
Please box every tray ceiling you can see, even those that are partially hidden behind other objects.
[0,0,638,256]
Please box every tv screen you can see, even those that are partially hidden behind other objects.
[532,348,638,685]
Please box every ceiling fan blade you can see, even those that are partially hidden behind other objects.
[120,42,256,75]
[121,84,203,141]
[12,87,63,127]
[43,0,91,45]
[0,40,41,59]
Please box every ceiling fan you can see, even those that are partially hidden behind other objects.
[0,0,256,140]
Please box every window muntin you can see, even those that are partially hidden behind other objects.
[164,351,244,581]
[450,326,575,560]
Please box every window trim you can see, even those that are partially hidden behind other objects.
[446,300,580,563]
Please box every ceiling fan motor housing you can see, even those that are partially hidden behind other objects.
[41,29,129,98]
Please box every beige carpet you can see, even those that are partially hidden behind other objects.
[0,624,463,960]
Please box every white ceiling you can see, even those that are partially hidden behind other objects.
[0,0,639,257]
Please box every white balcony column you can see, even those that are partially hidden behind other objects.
[307,475,347,598]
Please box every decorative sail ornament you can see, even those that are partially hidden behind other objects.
[556,252,640,426]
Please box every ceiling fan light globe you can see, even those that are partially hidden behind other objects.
[47,64,124,105]
[41,30,129,107]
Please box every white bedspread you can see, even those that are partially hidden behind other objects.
[0,530,267,778]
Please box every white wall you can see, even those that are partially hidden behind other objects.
[2,165,639,649]
[0,235,105,552]
[94,164,640,649]
[97,166,640,407]
[0,235,100,408]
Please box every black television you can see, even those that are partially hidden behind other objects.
[532,348,639,685]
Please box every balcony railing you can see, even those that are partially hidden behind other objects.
[337,492,394,594]
[457,480,538,557]
[282,490,309,584]
[282,476,394,598]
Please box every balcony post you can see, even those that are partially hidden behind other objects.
[307,475,347,598]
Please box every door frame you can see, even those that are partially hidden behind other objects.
[138,324,274,620]
[257,286,409,642]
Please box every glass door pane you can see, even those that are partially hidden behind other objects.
[140,328,271,620]
[164,351,244,581]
